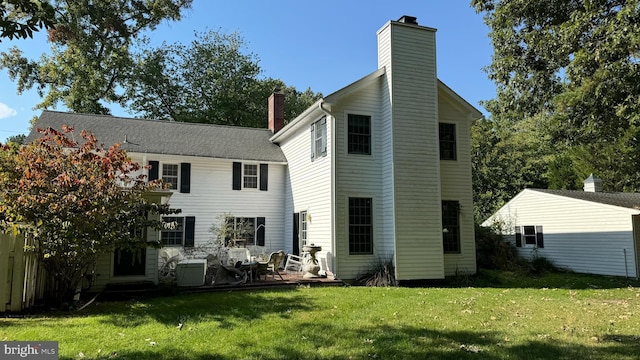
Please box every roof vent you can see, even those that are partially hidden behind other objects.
[397,15,418,24]
[583,173,603,192]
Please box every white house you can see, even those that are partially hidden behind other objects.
[28,16,482,288]
[483,175,640,278]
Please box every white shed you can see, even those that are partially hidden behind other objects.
[483,185,640,278]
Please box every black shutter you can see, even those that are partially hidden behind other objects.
[260,164,268,191]
[536,225,544,248]
[293,212,300,255]
[148,160,159,181]
[180,163,191,193]
[515,226,522,247]
[256,217,265,246]
[184,216,195,247]
[232,162,242,190]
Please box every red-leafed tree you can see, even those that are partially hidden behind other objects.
[0,127,178,307]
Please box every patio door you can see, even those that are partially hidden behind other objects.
[113,248,146,276]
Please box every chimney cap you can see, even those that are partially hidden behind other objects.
[583,173,603,192]
[397,15,418,24]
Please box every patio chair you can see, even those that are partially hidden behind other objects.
[265,250,285,280]
[227,248,254,282]
[284,253,304,275]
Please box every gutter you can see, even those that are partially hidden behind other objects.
[317,101,337,277]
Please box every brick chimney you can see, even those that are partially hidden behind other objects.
[268,90,285,134]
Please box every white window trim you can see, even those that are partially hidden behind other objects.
[242,163,259,189]
[161,216,185,247]
[311,117,327,161]
[300,210,308,248]
[161,162,180,191]
[231,216,257,246]
[522,225,539,248]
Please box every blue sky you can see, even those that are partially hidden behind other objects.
[0,0,494,143]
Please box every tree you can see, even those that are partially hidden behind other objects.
[1,0,55,41]
[127,29,322,127]
[6,133,26,144]
[471,116,548,222]
[0,126,178,307]
[0,0,192,114]
[473,0,640,192]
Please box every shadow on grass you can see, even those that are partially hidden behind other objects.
[449,269,640,290]
[94,288,315,328]
[52,325,640,360]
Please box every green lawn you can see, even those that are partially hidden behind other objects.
[2,270,640,359]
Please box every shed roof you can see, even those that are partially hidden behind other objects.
[531,189,640,210]
[27,111,287,163]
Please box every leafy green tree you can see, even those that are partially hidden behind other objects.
[0,126,178,307]
[471,117,548,222]
[473,0,640,193]
[127,29,322,127]
[6,133,26,145]
[1,0,55,41]
[0,0,192,114]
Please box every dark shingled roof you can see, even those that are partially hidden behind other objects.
[26,111,287,163]
[531,189,640,210]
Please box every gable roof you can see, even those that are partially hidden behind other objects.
[27,111,287,163]
[530,189,640,210]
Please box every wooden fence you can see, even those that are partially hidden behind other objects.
[1,233,48,312]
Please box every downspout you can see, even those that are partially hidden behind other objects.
[318,101,337,277]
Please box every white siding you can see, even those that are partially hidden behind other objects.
[378,28,397,280]
[486,189,639,277]
[278,115,333,266]
[334,82,387,279]
[132,153,287,255]
[378,21,444,280]
[439,91,477,275]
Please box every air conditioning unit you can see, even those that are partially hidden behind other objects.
[175,259,207,287]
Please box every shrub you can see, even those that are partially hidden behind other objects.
[475,223,519,270]
[527,256,558,276]
[354,255,397,287]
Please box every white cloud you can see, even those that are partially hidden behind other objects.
[0,102,17,119]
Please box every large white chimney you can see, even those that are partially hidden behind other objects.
[583,173,602,192]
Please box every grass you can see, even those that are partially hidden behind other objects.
[2,270,640,359]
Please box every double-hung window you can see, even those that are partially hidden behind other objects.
[161,217,184,246]
[232,162,268,191]
[348,114,371,155]
[311,117,327,160]
[224,216,266,247]
[148,161,191,193]
[515,225,544,248]
[439,123,457,160]
[243,164,258,189]
[161,216,195,247]
[349,197,373,254]
[162,164,179,190]
[442,201,461,253]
